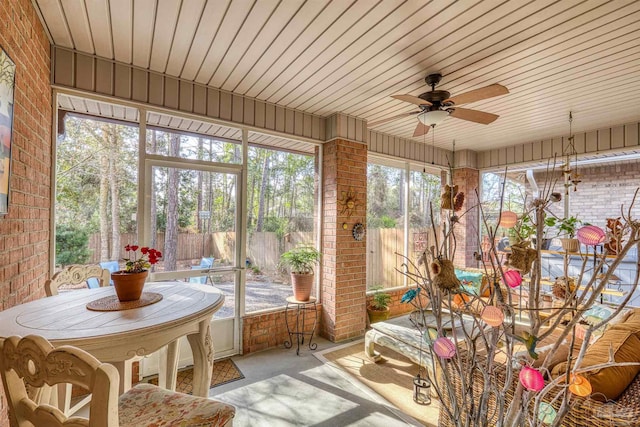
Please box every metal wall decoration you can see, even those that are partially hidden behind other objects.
[0,46,16,215]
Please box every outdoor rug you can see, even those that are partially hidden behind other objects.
[145,358,244,394]
[318,341,439,426]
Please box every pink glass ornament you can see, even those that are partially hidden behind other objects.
[576,225,606,246]
[481,306,504,327]
[504,270,522,288]
[519,366,544,391]
[433,337,456,359]
[499,211,518,228]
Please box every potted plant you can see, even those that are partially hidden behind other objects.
[537,215,561,250]
[508,214,535,245]
[279,245,320,301]
[557,216,581,252]
[367,285,392,324]
[111,245,162,301]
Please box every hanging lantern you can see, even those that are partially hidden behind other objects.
[519,366,544,391]
[504,270,523,288]
[433,337,456,359]
[499,211,518,228]
[413,373,431,405]
[576,225,606,246]
[538,402,557,424]
[481,306,504,327]
[568,375,592,397]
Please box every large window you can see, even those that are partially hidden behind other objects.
[54,95,319,319]
[245,143,316,312]
[55,113,139,268]
[366,161,441,290]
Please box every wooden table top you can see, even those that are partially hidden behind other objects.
[0,282,224,343]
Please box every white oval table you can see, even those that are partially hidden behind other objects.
[0,281,224,397]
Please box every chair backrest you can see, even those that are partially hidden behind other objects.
[189,258,214,284]
[87,260,120,288]
[200,257,214,268]
[0,335,120,427]
[45,264,111,296]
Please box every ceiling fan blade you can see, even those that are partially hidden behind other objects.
[444,84,508,105]
[449,107,499,124]
[412,122,430,137]
[391,94,433,106]
[368,111,421,127]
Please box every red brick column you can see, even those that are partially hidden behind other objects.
[452,167,480,268]
[321,139,367,342]
[0,0,52,423]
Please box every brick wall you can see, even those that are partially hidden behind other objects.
[534,160,640,227]
[242,305,322,354]
[0,0,51,422]
[452,168,480,268]
[366,285,425,320]
[321,139,368,342]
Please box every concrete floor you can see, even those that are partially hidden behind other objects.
[211,336,423,427]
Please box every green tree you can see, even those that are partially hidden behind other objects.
[55,225,91,266]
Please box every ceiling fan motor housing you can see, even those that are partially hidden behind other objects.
[418,90,451,110]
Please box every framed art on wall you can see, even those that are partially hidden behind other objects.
[0,46,16,215]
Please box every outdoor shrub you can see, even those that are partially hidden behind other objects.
[55,225,91,266]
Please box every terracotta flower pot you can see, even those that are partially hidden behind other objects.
[111,270,148,302]
[367,306,390,324]
[291,273,313,301]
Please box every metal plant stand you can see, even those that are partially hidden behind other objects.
[284,296,318,355]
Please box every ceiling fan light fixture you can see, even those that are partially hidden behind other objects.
[418,110,449,127]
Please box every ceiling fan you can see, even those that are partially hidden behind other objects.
[370,73,509,137]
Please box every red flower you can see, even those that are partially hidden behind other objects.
[123,244,162,273]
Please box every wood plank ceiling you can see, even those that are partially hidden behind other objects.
[35,0,640,152]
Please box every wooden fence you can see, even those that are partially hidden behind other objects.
[366,227,441,288]
[88,227,435,283]
[88,231,314,271]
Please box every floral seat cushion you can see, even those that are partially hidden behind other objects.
[119,383,236,427]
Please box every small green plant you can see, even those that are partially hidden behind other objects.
[509,214,536,242]
[558,215,581,239]
[369,285,392,310]
[279,245,320,275]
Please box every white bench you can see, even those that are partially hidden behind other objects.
[364,311,476,385]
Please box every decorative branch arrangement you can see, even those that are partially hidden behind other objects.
[400,177,640,427]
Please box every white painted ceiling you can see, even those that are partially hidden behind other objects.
[35,0,640,151]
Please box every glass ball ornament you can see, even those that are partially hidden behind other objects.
[433,337,456,359]
[499,211,518,228]
[568,375,592,397]
[576,225,606,246]
[538,402,557,424]
[481,306,504,327]
[519,366,544,391]
[504,270,522,288]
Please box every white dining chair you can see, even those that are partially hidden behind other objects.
[45,264,111,295]
[45,264,180,414]
[0,335,235,427]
